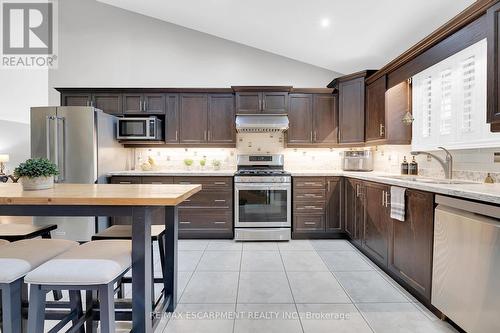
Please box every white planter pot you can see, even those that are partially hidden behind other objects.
[20,176,54,191]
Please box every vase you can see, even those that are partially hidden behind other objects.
[20,176,54,191]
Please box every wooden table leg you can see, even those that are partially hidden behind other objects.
[132,206,153,333]
[164,206,178,312]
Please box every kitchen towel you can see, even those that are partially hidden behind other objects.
[390,186,406,222]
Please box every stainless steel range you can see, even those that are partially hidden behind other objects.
[234,154,291,241]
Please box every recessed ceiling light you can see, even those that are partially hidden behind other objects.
[320,18,330,28]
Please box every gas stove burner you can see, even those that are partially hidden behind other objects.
[236,169,290,176]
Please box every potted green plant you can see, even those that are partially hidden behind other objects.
[14,158,59,190]
[212,159,221,170]
[199,158,207,170]
[183,158,193,170]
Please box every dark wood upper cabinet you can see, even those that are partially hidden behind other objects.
[385,81,412,144]
[165,94,179,143]
[235,92,261,114]
[287,93,337,147]
[338,77,366,144]
[313,94,338,144]
[288,94,313,144]
[143,93,165,114]
[93,93,122,115]
[236,90,288,114]
[388,189,434,302]
[208,94,235,144]
[122,94,143,114]
[262,92,288,114]
[61,93,92,107]
[487,2,500,124]
[326,177,341,232]
[365,76,386,142]
[179,94,208,143]
[123,93,165,114]
[363,181,389,267]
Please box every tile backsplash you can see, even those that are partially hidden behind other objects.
[134,133,500,182]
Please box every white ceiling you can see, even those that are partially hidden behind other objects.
[97,0,475,74]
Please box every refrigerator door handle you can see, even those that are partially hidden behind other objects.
[45,116,52,160]
[56,116,65,182]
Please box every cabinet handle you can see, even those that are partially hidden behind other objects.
[213,221,226,224]
[150,182,163,184]
[259,99,262,111]
[179,182,191,185]
[379,123,385,137]
[382,191,385,206]
[208,130,211,141]
[385,192,390,207]
[175,131,178,141]
[119,181,132,184]
[310,131,313,142]
[184,199,191,202]
[304,182,318,186]
[262,98,266,110]
[327,181,331,192]
[86,100,90,107]
[214,199,226,203]
[214,182,226,185]
[179,221,191,224]
[204,131,207,141]
[356,184,360,197]
[304,222,316,225]
[314,131,317,142]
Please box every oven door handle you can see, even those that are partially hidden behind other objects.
[235,183,291,190]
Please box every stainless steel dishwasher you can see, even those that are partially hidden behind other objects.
[432,195,500,333]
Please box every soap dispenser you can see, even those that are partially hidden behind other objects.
[409,156,418,175]
[401,156,409,175]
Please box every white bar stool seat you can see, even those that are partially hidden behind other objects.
[0,239,78,333]
[24,240,132,333]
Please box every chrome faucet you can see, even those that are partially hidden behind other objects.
[411,147,453,179]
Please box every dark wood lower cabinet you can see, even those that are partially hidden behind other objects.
[110,176,233,238]
[363,182,390,267]
[293,176,342,238]
[344,178,435,305]
[388,190,434,302]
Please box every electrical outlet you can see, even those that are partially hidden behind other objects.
[495,152,500,163]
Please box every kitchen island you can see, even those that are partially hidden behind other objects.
[0,183,201,333]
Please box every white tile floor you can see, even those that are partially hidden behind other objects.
[155,239,457,333]
[43,239,457,333]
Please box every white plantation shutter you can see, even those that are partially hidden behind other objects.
[460,56,475,133]
[422,76,432,138]
[439,69,453,135]
[412,38,500,151]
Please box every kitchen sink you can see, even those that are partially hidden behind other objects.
[381,175,476,185]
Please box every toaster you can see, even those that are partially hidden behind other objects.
[341,150,374,171]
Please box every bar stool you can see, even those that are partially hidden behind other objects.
[0,239,78,333]
[92,225,166,298]
[0,223,57,242]
[0,223,62,301]
[24,240,132,333]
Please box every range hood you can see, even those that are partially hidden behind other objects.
[235,115,289,133]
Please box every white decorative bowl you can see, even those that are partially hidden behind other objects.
[20,176,54,191]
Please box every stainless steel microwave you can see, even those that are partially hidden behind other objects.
[116,117,162,140]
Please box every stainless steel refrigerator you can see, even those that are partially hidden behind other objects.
[30,106,132,241]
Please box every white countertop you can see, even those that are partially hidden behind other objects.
[109,169,500,205]
[290,170,500,205]
[108,170,236,177]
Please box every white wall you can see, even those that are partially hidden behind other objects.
[0,70,48,171]
[48,0,339,104]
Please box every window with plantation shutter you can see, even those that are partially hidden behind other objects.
[461,56,475,133]
[412,38,500,151]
